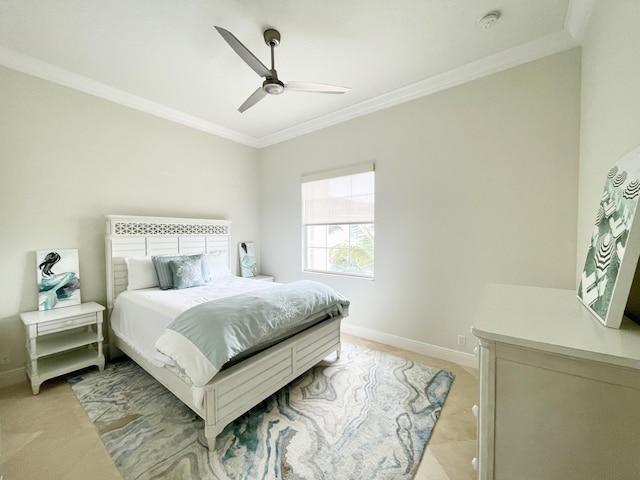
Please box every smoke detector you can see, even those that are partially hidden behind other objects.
[478,11,501,30]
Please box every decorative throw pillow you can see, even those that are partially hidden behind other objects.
[169,257,205,289]
[125,257,159,290]
[152,254,205,289]
[204,251,231,281]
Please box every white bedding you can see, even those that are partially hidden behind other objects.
[110,274,278,368]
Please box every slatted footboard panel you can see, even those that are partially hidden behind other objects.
[204,316,342,442]
[295,317,342,372]
[215,348,292,425]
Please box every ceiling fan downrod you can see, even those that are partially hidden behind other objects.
[263,29,284,95]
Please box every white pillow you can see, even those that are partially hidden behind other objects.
[125,256,159,290]
[204,251,231,281]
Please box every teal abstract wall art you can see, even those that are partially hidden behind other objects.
[238,241,257,278]
[36,248,81,310]
[577,145,640,328]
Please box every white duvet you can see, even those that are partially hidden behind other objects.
[110,274,277,368]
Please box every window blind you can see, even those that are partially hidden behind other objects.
[302,163,374,226]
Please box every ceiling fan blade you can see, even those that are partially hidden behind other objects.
[215,26,271,78]
[238,86,267,113]
[285,81,351,94]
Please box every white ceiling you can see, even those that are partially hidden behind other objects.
[0,0,593,148]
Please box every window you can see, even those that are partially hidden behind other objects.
[302,163,374,278]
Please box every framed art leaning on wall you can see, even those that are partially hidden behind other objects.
[238,242,257,278]
[577,144,640,328]
[36,248,81,310]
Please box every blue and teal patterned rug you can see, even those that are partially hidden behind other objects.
[69,342,454,480]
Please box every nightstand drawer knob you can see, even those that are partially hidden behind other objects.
[472,404,478,417]
[472,457,478,471]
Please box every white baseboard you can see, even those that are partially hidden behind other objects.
[0,366,26,389]
[341,323,478,369]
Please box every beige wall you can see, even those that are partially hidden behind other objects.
[259,49,581,354]
[0,66,261,377]
[577,0,640,279]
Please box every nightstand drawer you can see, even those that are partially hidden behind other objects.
[37,313,97,334]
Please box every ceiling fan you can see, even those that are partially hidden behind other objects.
[214,26,351,113]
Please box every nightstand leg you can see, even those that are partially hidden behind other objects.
[31,379,40,395]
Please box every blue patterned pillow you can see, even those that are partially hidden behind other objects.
[169,257,206,289]
[152,254,205,289]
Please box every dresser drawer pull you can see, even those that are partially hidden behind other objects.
[472,404,478,418]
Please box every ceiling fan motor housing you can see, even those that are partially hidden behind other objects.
[263,29,281,47]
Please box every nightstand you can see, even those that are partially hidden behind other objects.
[252,274,274,282]
[20,302,105,394]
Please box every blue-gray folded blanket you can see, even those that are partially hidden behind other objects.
[155,280,350,386]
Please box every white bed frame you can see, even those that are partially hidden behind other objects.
[104,214,342,449]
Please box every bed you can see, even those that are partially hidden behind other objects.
[104,214,347,450]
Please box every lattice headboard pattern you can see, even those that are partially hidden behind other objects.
[104,215,231,310]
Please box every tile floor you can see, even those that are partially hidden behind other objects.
[0,334,478,479]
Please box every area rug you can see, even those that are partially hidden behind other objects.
[69,342,454,480]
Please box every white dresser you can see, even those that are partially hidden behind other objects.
[472,284,640,480]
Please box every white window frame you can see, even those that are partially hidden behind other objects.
[301,162,375,279]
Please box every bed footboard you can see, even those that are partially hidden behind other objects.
[203,316,342,449]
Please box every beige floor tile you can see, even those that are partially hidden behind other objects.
[427,440,477,480]
[1,378,122,480]
[414,449,451,480]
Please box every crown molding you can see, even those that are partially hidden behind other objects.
[1,25,581,150]
[0,46,260,148]
[256,30,580,148]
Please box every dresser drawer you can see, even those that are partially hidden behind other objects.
[37,313,97,334]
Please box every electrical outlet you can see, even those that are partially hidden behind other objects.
[0,352,8,365]
[457,335,466,347]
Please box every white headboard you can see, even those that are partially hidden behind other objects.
[104,214,231,310]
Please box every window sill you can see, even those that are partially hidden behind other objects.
[303,270,374,281]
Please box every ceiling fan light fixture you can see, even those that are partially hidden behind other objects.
[263,80,285,95]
